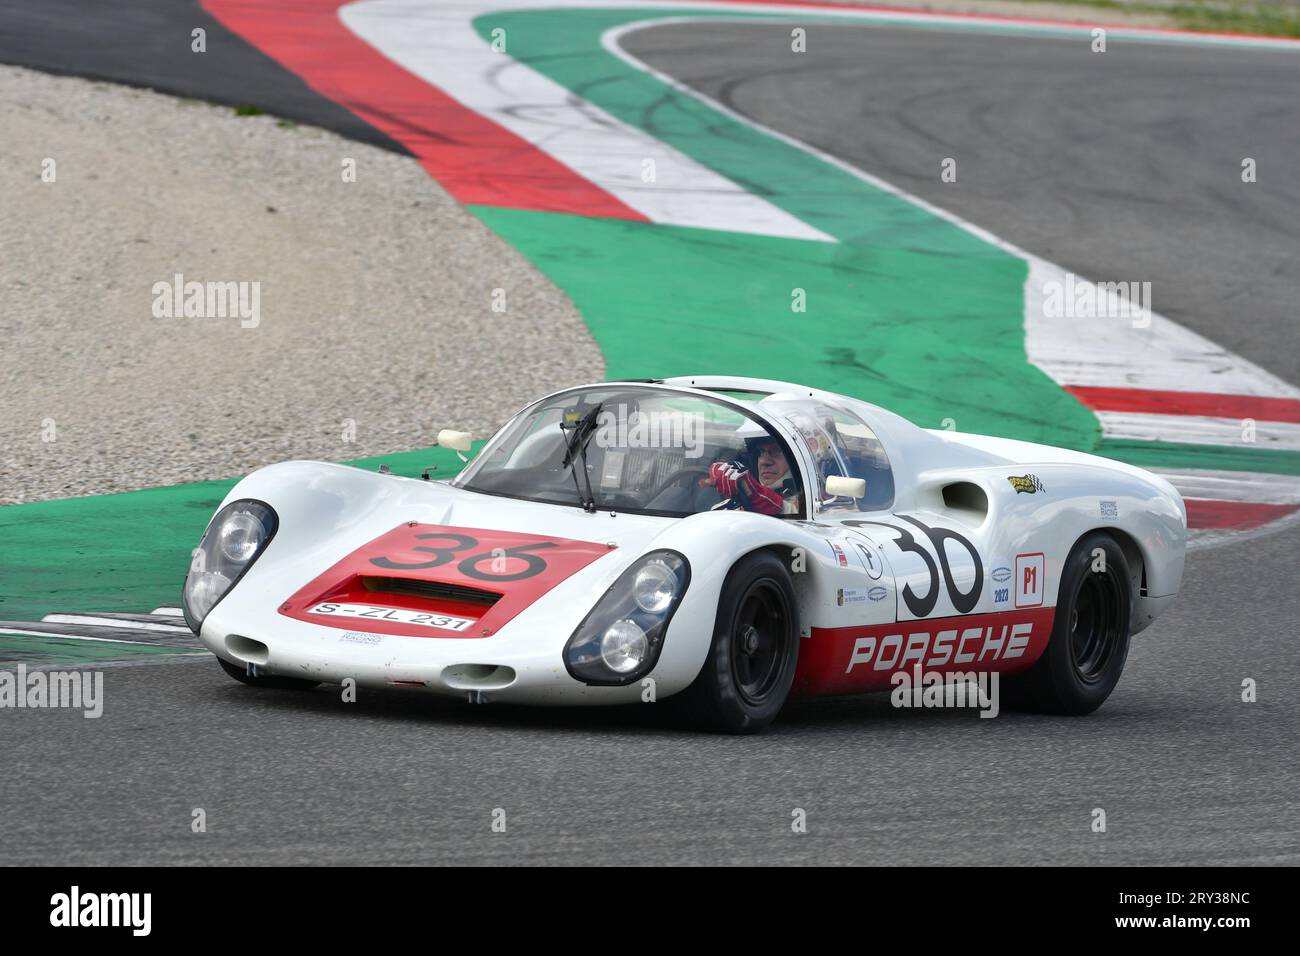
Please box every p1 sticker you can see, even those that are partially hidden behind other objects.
[1015,553,1045,608]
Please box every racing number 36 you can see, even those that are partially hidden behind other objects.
[370,532,556,582]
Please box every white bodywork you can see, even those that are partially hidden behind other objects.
[193,376,1186,704]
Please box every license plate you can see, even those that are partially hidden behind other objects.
[308,602,475,632]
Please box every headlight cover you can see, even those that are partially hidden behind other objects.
[182,499,278,633]
[564,550,689,685]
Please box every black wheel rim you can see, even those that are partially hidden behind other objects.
[730,578,790,706]
[1069,563,1124,683]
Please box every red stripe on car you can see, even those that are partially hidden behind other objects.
[794,608,1055,696]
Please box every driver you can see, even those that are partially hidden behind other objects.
[702,436,801,516]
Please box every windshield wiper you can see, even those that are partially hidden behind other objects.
[560,404,602,514]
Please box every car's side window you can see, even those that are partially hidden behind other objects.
[812,406,895,513]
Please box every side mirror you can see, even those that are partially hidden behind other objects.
[825,475,867,499]
[437,429,473,463]
[436,429,473,452]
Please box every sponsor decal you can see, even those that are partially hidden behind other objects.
[311,602,474,632]
[1101,500,1119,520]
[1014,553,1045,608]
[1007,474,1045,494]
[990,565,1012,606]
[829,541,848,567]
[852,541,883,579]
[339,630,384,645]
[837,586,888,606]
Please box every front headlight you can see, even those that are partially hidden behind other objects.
[564,550,689,685]
[182,499,278,633]
[632,558,679,613]
[600,619,649,674]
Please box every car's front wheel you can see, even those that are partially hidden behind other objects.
[683,551,799,733]
[1003,532,1132,715]
[217,656,321,691]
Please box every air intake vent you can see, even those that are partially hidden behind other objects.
[942,481,989,519]
[362,577,501,607]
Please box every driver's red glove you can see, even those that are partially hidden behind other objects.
[703,462,784,516]
[705,461,744,497]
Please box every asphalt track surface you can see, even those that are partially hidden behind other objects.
[624,21,1300,388]
[0,0,404,152]
[3,12,1299,864]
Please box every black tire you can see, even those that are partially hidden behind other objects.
[1003,532,1132,715]
[683,551,799,733]
[217,655,321,691]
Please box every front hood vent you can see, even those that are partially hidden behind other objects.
[363,576,501,608]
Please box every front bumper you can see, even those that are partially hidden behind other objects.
[199,598,651,706]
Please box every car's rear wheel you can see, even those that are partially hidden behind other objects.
[683,551,798,733]
[1003,532,1132,715]
[217,655,321,691]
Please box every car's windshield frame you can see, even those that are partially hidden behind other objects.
[451,383,809,519]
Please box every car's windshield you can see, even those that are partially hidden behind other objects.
[453,386,804,518]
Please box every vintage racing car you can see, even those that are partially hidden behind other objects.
[183,376,1186,732]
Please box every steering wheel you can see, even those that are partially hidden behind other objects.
[651,466,714,499]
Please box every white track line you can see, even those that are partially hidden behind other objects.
[41,614,193,634]
[1151,469,1300,505]
[1094,413,1300,450]
[1021,262,1300,401]
[0,628,162,645]
[341,0,833,241]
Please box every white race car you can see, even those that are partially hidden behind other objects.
[183,376,1185,732]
